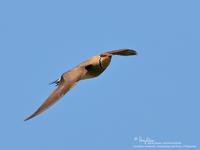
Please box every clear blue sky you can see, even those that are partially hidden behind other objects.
[0,0,199,149]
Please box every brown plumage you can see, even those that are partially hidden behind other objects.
[24,49,137,121]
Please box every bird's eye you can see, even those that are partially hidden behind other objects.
[100,54,106,57]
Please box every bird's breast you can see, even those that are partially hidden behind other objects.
[80,55,111,80]
[81,64,105,80]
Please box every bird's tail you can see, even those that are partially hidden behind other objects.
[49,78,60,86]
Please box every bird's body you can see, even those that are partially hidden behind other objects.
[80,54,112,79]
[25,49,137,121]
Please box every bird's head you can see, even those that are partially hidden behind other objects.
[98,53,112,69]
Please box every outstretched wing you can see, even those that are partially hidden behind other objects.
[105,49,137,56]
[24,67,87,121]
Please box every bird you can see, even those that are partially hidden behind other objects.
[24,49,137,121]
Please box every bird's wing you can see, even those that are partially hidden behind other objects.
[105,49,137,56]
[24,67,87,121]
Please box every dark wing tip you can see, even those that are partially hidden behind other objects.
[24,111,39,121]
[24,115,34,121]
[24,116,32,121]
[123,49,137,55]
[106,48,138,56]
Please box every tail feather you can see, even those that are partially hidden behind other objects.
[49,79,60,86]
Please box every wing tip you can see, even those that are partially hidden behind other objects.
[123,49,137,55]
[106,48,138,56]
[24,110,41,121]
[24,114,36,121]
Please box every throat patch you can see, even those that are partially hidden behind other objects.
[99,57,104,69]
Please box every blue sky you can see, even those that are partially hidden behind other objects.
[0,0,199,149]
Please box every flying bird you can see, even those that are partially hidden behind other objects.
[24,49,137,121]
